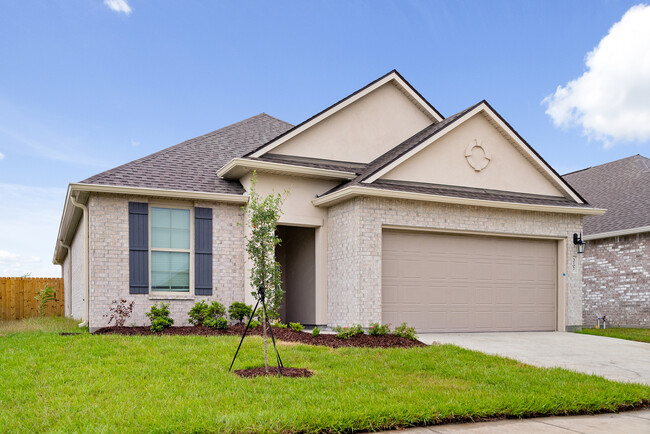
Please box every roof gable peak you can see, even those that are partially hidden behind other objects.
[246,70,444,159]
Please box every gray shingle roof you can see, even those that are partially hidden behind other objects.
[80,113,293,195]
[255,154,367,174]
[563,155,650,235]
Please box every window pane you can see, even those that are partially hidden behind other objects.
[151,207,190,249]
[151,228,170,249]
[151,251,189,292]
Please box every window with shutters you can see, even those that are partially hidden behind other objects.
[149,205,193,293]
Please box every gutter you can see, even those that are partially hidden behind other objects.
[584,225,650,241]
[312,185,607,215]
[70,194,89,329]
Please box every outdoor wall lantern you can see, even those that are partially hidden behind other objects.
[573,233,586,254]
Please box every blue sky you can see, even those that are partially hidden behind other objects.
[1,0,649,276]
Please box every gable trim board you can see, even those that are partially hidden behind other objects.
[362,101,585,204]
[247,70,444,159]
[311,185,605,215]
[217,158,357,180]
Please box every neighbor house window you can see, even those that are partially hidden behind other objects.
[150,206,191,292]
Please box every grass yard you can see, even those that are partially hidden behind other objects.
[577,327,650,344]
[1,319,649,433]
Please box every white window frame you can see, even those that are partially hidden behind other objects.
[148,202,194,297]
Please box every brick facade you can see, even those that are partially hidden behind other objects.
[70,192,586,332]
[83,193,245,330]
[582,232,650,327]
[327,197,584,329]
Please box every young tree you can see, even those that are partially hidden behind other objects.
[244,172,286,372]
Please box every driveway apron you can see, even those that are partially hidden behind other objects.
[418,331,650,385]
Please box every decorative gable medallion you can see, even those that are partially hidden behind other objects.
[465,139,491,172]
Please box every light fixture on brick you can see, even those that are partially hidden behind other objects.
[573,233,586,254]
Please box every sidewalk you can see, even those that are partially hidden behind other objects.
[377,409,650,433]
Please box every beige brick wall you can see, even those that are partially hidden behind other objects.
[582,233,650,327]
[87,193,245,330]
[327,197,584,329]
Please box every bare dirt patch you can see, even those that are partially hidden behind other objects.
[233,367,313,378]
[94,324,425,348]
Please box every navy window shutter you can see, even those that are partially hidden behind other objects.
[129,202,149,294]
[195,207,213,295]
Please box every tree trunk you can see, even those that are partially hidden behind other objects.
[263,307,269,373]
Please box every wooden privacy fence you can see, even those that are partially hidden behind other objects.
[0,277,65,320]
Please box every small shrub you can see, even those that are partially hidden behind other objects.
[368,322,390,336]
[274,322,288,329]
[205,316,228,330]
[311,327,321,337]
[188,301,209,326]
[146,303,174,333]
[248,319,261,328]
[289,322,304,332]
[393,322,417,341]
[104,299,134,327]
[187,301,226,327]
[228,302,253,324]
[334,324,364,339]
[207,301,226,319]
[35,285,57,317]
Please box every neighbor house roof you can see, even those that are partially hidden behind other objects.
[563,155,650,237]
[80,113,293,195]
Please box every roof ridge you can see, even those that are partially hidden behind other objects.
[80,113,291,183]
[243,69,445,158]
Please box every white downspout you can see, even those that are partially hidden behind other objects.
[60,241,72,316]
[70,195,89,328]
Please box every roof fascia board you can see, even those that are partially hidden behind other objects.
[54,183,250,264]
[363,103,584,204]
[584,225,650,240]
[69,183,249,203]
[248,71,443,158]
[312,185,606,216]
[217,158,357,180]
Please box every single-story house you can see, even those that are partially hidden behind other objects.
[563,155,649,327]
[53,70,604,332]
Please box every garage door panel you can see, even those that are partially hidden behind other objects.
[382,230,557,332]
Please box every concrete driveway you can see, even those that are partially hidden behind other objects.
[419,332,650,385]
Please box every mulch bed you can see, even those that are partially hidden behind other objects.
[233,367,313,378]
[94,324,425,348]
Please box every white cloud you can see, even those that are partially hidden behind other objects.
[104,0,132,15]
[543,4,650,146]
[131,139,141,147]
[0,151,4,160]
[0,183,66,277]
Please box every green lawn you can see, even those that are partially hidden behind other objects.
[1,320,649,433]
[577,327,650,344]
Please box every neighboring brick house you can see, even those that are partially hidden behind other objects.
[53,70,603,332]
[564,155,650,327]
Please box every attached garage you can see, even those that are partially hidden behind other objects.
[382,229,557,332]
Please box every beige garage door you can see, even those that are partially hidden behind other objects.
[382,230,557,332]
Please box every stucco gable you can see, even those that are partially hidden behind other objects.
[248,71,442,164]
[374,105,573,199]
